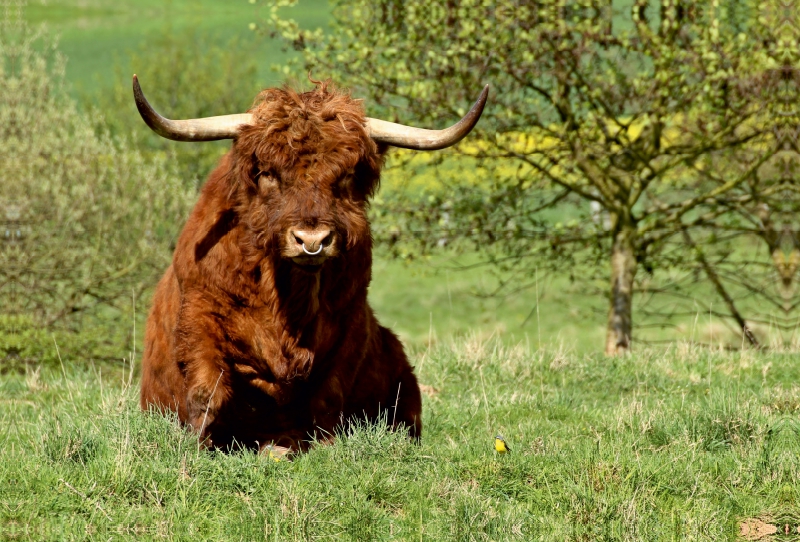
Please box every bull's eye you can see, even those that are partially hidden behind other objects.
[258,173,279,195]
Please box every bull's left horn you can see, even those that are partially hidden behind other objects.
[133,75,253,141]
[366,85,489,150]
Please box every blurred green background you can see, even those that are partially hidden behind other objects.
[27,0,330,94]
[19,0,749,357]
[20,0,612,353]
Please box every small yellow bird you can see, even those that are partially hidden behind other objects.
[263,444,292,462]
[494,435,510,454]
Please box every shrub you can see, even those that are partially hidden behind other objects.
[0,29,194,366]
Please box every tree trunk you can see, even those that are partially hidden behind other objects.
[605,220,637,355]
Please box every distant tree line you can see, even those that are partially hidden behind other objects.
[261,0,800,353]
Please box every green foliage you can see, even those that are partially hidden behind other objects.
[3,343,797,539]
[0,28,194,364]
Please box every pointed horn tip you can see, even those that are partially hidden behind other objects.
[456,84,489,123]
[475,84,490,110]
[131,74,250,142]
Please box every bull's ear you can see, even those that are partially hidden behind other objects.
[351,163,381,201]
[374,141,390,157]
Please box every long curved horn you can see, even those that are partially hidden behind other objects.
[133,75,253,141]
[366,85,489,150]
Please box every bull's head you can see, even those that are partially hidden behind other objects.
[133,76,487,273]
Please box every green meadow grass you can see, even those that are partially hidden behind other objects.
[369,255,607,352]
[26,0,330,96]
[367,253,787,353]
[3,341,797,540]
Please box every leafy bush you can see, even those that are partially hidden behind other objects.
[0,29,194,366]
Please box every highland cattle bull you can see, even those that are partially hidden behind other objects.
[136,76,487,452]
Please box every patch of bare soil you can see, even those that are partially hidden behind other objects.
[419,384,439,397]
[739,518,777,540]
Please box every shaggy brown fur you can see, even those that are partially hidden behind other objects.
[140,82,422,451]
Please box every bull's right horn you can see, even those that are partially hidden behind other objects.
[133,75,253,141]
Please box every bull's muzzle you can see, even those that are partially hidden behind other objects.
[286,229,336,267]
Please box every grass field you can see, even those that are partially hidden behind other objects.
[369,255,609,352]
[6,3,799,541]
[26,0,329,96]
[4,342,797,540]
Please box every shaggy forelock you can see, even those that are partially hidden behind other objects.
[232,81,382,188]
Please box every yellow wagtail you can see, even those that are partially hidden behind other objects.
[494,435,510,454]
[263,444,292,462]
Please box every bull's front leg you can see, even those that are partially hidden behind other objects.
[185,367,230,448]
[175,310,231,449]
[309,373,348,439]
[306,328,371,439]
